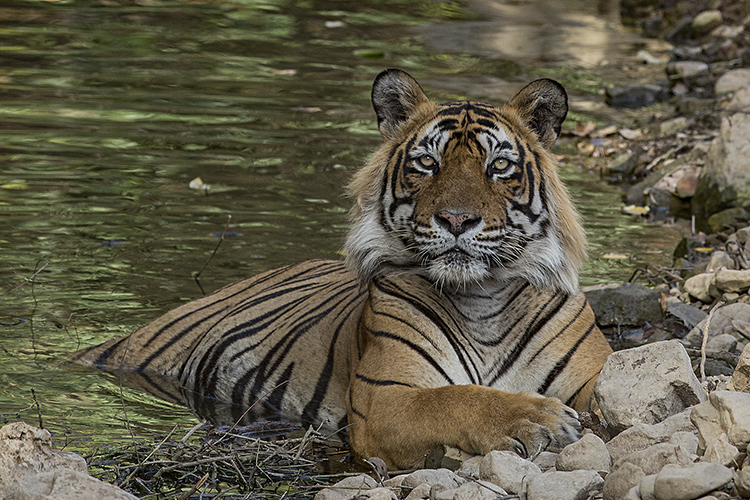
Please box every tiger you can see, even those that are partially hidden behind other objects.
[74,68,613,470]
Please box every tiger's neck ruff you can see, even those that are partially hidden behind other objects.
[346,69,585,297]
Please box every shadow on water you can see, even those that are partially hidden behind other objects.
[0,0,684,453]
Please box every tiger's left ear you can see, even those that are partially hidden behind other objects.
[506,79,568,149]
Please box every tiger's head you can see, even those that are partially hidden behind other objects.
[345,69,586,295]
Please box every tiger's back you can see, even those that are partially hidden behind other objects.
[74,260,367,429]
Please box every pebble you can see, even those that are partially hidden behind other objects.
[594,340,707,434]
[606,410,696,464]
[714,268,750,293]
[690,10,723,36]
[683,272,716,303]
[727,344,750,392]
[315,475,378,500]
[602,461,646,500]
[667,61,709,81]
[653,462,733,500]
[555,433,611,473]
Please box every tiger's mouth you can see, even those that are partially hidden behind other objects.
[425,248,492,286]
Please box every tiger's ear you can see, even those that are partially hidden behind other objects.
[372,69,430,140]
[507,79,568,149]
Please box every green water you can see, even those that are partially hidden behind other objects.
[0,0,683,453]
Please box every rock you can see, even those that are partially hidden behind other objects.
[670,431,699,456]
[404,483,431,500]
[652,463,733,500]
[691,10,723,36]
[606,152,638,177]
[685,303,750,346]
[555,433,611,473]
[667,61,709,81]
[584,283,663,327]
[524,470,604,500]
[715,268,750,293]
[453,481,501,500]
[715,69,750,96]
[693,110,750,227]
[691,399,725,452]
[605,84,669,109]
[728,343,750,392]
[684,272,716,303]
[479,451,541,494]
[736,465,750,498]
[707,208,750,234]
[624,485,642,500]
[706,251,735,273]
[606,410,696,464]
[710,24,745,39]
[0,422,138,500]
[594,340,708,434]
[532,451,558,472]
[709,391,750,448]
[667,302,707,330]
[402,469,463,492]
[648,185,691,221]
[659,117,688,137]
[706,333,738,353]
[315,474,378,500]
[640,474,657,500]
[602,461,646,500]
[440,446,476,471]
[703,433,739,466]
[364,487,398,500]
[457,456,483,479]
[613,442,682,476]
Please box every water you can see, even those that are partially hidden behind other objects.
[0,0,683,452]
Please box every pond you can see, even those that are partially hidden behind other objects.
[0,0,684,454]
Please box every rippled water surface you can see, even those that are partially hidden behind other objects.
[1,0,683,451]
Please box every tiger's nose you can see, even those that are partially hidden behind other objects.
[435,210,482,237]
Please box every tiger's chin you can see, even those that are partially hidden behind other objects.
[426,252,491,289]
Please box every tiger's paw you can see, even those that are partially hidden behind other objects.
[487,392,582,459]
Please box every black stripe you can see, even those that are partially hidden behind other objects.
[355,373,413,388]
[539,323,596,395]
[367,327,455,385]
[528,300,587,363]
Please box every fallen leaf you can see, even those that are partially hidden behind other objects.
[602,253,629,259]
[569,121,596,137]
[593,125,618,137]
[189,177,210,192]
[619,128,642,140]
[622,205,650,216]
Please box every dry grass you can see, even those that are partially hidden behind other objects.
[85,420,358,499]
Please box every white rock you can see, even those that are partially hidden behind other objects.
[602,462,645,500]
[594,340,707,433]
[613,442,681,476]
[639,474,658,500]
[606,410,696,464]
[456,456,483,480]
[684,273,716,303]
[363,487,398,500]
[532,451,558,472]
[453,481,501,500]
[669,431,699,457]
[706,251,735,273]
[404,483,431,500]
[555,433,611,472]
[652,462,733,500]
[524,470,603,500]
[479,450,541,494]
[624,485,642,500]
[13,469,140,500]
[715,68,750,96]
[314,474,378,500]
[703,433,739,466]
[736,465,750,497]
[402,469,463,491]
[706,333,738,353]
[709,390,750,448]
[715,268,750,293]
[691,399,724,452]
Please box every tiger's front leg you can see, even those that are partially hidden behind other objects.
[347,378,581,470]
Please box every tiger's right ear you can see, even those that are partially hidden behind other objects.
[371,69,430,140]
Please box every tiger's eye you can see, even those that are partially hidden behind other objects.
[489,158,514,176]
[418,155,436,169]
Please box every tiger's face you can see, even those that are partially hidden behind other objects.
[346,70,586,295]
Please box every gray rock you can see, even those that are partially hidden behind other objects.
[652,463,733,500]
[691,399,724,452]
[606,410,696,464]
[659,117,688,137]
[669,431,699,457]
[525,470,604,500]
[706,251,736,273]
[667,302,707,330]
[715,268,750,293]
[667,61,709,80]
[693,111,750,226]
[715,68,750,96]
[613,442,682,476]
[685,303,750,346]
[404,483,431,500]
[456,456,483,480]
[584,283,663,327]
[709,391,750,448]
[594,340,707,434]
[555,433,611,473]
[684,272,716,303]
[315,474,378,500]
[13,468,140,500]
[532,451,558,472]
[707,207,750,234]
[706,333,738,353]
[735,465,750,498]
[479,451,540,494]
[605,85,668,109]
[602,462,645,500]
[363,487,398,500]
[624,485,642,500]
[606,152,638,176]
